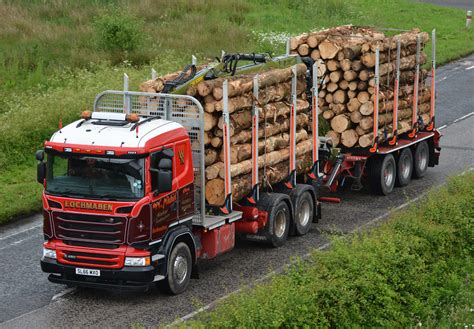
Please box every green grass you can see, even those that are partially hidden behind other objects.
[0,0,473,224]
[186,173,474,327]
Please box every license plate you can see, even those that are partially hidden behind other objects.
[75,268,100,277]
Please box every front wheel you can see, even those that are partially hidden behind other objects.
[158,242,192,295]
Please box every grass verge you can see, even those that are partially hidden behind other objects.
[1,0,473,224]
[186,173,474,328]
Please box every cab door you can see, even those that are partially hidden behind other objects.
[150,146,178,240]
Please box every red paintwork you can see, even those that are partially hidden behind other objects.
[318,197,341,204]
[44,239,150,269]
[235,221,259,234]
[197,223,235,259]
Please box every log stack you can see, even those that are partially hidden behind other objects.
[142,64,313,206]
[290,26,431,148]
[195,64,313,206]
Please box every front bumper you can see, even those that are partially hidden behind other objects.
[41,257,160,292]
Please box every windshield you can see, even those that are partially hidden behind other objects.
[45,153,145,201]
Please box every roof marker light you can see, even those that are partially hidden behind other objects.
[64,147,72,152]
[106,150,115,156]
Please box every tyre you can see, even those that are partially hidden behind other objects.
[294,191,314,236]
[267,200,290,248]
[159,242,192,295]
[368,154,396,195]
[412,141,429,179]
[396,148,413,187]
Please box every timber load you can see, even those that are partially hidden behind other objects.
[290,25,431,148]
[141,63,313,206]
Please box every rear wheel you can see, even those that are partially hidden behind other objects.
[396,148,413,187]
[294,191,314,236]
[369,154,396,195]
[159,242,192,295]
[267,200,290,248]
[413,141,429,178]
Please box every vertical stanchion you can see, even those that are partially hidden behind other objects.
[370,48,380,153]
[389,40,401,145]
[285,65,297,188]
[309,61,320,179]
[409,34,421,138]
[286,38,291,56]
[248,74,259,204]
[192,55,197,67]
[221,80,232,214]
[151,68,157,80]
[428,29,436,131]
[123,73,131,114]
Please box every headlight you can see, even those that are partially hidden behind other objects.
[43,248,57,259]
[124,256,150,267]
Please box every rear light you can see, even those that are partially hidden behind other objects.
[43,247,56,259]
[43,210,53,238]
[127,205,151,244]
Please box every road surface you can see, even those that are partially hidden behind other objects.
[0,54,473,327]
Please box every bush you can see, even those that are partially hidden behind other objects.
[94,11,144,52]
[189,173,474,327]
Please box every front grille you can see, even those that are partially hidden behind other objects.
[57,249,123,269]
[52,212,127,245]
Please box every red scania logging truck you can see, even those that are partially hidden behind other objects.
[38,33,440,294]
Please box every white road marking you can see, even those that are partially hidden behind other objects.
[0,223,42,242]
[453,111,474,123]
[438,125,447,130]
[0,233,42,251]
[51,287,78,301]
[436,76,448,83]
[466,65,474,71]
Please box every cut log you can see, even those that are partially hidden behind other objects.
[204,112,218,131]
[343,70,357,81]
[220,136,313,179]
[331,103,346,115]
[319,40,341,59]
[350,111,362,124]
[359,101,374,115]
[311,49,321,60]
[325,130,340,146]
[356,125,370,136]
[327,60,340,71]
[205,148,218,166]
[357,91,370,104]
[339,79,349,90]
[307,34,320,48]
[347,98,361,112]
[341,129,359,148]
[327,82,338,93]
[348,90,357,99]
[325,93,334,104]
[330,71,342,83]
[206,162,224,180]
[211,137,222,148]
[323,110,335,120]
[348,81,358,91]
[357,80,368,91]
[230,113,309,144]
[206,151,314,205]
[351,60,362,72]
[343,44,362,60]
[333,90,347,104]
[359,70,370,81]
[290,34,308,50]
[331,114,351,133]
[340,59,352,71]
[298,43,310,56]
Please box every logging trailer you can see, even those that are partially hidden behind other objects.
[38,31,440,294]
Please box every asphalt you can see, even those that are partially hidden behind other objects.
[0,54,473,327]
[418,0,473,10]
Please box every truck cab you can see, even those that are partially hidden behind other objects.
[39,104,203,293]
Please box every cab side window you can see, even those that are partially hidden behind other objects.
[150,148,174,194]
